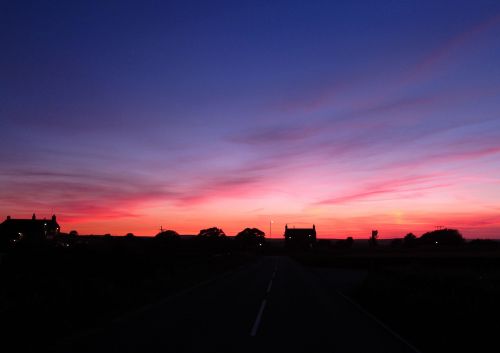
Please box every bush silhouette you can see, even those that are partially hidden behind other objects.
[155,229,180,239]
[404,233,417,247]
[155,230,180,247]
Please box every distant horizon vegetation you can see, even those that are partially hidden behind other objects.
[62,227,498,241]
[2,213,498,241]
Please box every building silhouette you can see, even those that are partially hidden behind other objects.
[0,214,60,245]
[284,224,316,248]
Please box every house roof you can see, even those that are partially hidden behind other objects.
[284,228,316,236]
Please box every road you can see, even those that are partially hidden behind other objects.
[53,256,420,353]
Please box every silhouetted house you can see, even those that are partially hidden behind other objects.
[0,214,60,245]
[284,224,316,248]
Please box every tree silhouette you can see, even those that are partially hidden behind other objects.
[419,228,464,246]
[235,227,264,240]
[369,230,378,247]
[197,227,225,238]
[155,229,180,239]
[235,227,265,248]
[346,236,354,248]
[404,232,417,247]
[69,230,78,237]
[155,229,180,249]
[125,232,135,238]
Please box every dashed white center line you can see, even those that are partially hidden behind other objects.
[250,299,267,337]
[266,279,273,293]
[250,262,278,337]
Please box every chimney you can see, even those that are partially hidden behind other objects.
[313,224,315,230]
[6,215,11,220]
[32,213,36,220]
[52,214,57,222]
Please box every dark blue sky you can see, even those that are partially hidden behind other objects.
[2,1,500,236]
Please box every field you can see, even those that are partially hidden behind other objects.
[293,244,500,353]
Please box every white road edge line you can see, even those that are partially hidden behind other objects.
[250,299,267,337]
[266,279,273,293]
[336,290,422,353]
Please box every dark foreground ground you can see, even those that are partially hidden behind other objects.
[2,238,500,353]
[295,247,500,353]
[0,238,253,352]
[51,255,418,353]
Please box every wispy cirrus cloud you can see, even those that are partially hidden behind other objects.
[228,124,323,145]
[0,169,179,221]
[315,174,452,206]
[173,175,265,206]
[262,12,500,117]
[0,166,270,221]
[401,12,500,86]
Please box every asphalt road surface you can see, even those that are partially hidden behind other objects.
[53,256,421,353]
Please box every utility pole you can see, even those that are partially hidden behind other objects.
[269,220,273,238]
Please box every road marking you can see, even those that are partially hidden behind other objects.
[337,290,422,353]
[266,279,273,293]
[250,261,278,337]
[249,259,279,337]
[250,299,267,337]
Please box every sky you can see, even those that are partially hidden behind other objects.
[1,0,500,238]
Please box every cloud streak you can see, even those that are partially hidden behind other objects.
[315,174,452,206]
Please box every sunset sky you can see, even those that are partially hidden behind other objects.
[2,1,500,238]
